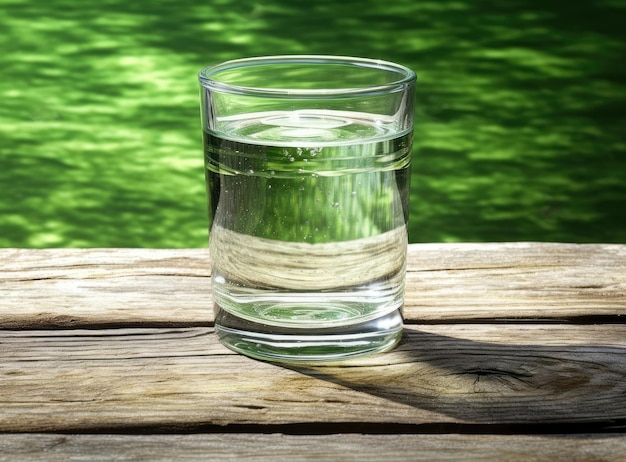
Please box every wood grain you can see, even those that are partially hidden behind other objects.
[1,433,625,462]
[1,245,625,457]
[1,243,624,328]
[0,248,212,328]
[1,324,625,432]
[405,242,626,321]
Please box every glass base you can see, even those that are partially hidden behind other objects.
[214,304,404,364]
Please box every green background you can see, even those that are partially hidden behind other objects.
[1,0,625,248]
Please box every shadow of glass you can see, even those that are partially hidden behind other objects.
[286,327,626,426]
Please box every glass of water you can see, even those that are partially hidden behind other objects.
[198,55,416,363]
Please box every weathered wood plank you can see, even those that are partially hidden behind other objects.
[405,242,626,321]
[1,244,624,328]
[0,248,212,328]
[1,325,625,432]
[1,433,625,462]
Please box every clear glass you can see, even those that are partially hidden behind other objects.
[198,55,416,363]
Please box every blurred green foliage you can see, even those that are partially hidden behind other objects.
[0,0,625,247]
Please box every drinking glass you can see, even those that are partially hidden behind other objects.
[198,55,416,363]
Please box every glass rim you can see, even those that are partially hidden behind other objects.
[198,55,416,98]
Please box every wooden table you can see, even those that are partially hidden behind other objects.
[1,243,625,460]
